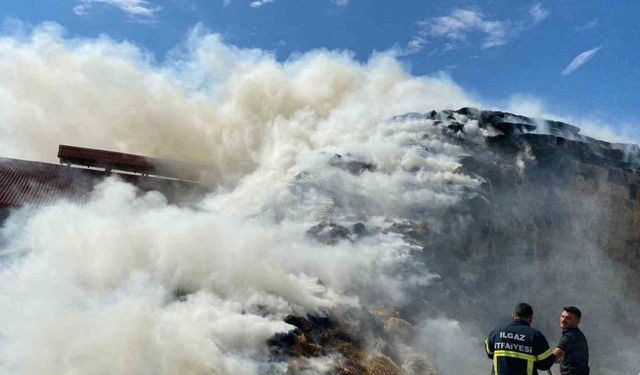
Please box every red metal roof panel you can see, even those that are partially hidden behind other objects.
[58,145,155,172]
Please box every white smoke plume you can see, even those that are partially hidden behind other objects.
[0,21,483,375]
[0,22,474,186]
[0,177,435,374]
[0,21,638,375]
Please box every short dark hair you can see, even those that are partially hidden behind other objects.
[563,306,582,319]
[514,303,533,319]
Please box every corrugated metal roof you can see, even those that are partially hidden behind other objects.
[0,157,98,208]
[0,157,206,210]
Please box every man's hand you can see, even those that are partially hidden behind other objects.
[552,347,565,362]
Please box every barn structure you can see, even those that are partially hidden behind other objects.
[0,145,207,223]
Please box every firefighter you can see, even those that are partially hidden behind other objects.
[485,303,556,375]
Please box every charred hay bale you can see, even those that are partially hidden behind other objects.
[369,307,401,321]
[383,317,415,342]
[329,153,376,175]
[267,329,325,358]
[306,222,351,245]
[335,362,369,375]
[368,307,415,341]
[365,355,404,375]
[285,315,314,333]
[335,342,361,360]
[384,221,430,246]
[402,354,438,375]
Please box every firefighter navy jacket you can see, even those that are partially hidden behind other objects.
[486,319,556,375]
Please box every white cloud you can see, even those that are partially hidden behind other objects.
[561,47,601,76]
[401,8,509,55]
[429,9,508,48]
[249,0,274,7]
[529,2,548,23]
[74,0,160,19]
[575,18,598,32]
[226,0,346,7]
[401,5,552,56]
[401,35,427,56]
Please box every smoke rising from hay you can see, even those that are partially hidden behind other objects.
[0,22,474,187]
[0,23,478,373]
[0,21,638,375]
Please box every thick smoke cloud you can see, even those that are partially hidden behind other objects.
[0,21,638,375]
[0,22,481,374]
[0,179,432,374]
[0,22,474,186]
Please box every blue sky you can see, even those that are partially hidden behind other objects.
[1,0,638,129]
